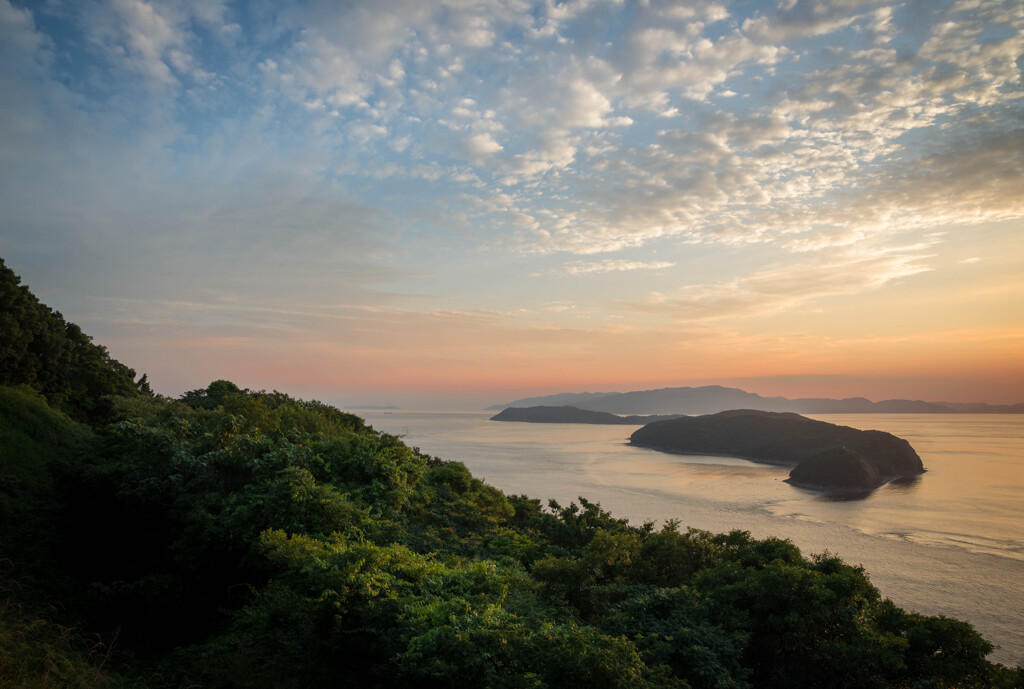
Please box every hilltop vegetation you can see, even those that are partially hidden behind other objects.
[0,258,147,426]
[1,259,1021,688]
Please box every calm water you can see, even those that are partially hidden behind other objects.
[360,411,1024,667]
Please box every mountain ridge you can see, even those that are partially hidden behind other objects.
[490,405,682,425]
[489,385,1023,415]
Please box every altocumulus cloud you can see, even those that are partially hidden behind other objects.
[540,260,677,277]
[0,0,1021,347]
[616,240,940,323]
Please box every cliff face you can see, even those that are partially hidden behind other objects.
[629,409,924,491]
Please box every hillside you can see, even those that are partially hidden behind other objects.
[630,410,925,491]
[1,261,1021,689]
[0,258,146,424]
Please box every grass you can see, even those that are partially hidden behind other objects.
[0,574,133,689]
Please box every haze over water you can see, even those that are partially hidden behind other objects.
[361,410,1024,667]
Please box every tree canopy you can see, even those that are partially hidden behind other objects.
[0,258,145,425]
[1,260,1021,688]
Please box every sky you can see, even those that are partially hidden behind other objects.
[1,0,1022,409]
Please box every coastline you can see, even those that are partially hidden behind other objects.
[362,410,1024,666]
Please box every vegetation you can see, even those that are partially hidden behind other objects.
[0,258,147,425]
[1,260,1021,688]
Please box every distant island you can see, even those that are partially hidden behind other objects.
[630,409,925,492]
[344,405,401,410]
[490,405,925,491]
[486,391,619,410]
[491,406,682,425]
[488,385,1024,415]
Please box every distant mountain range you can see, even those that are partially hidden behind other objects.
[486,391,618,410]
[487,385,1024,415]
[490,406,682,425]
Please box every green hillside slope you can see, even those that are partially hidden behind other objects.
[1,261,1020,688]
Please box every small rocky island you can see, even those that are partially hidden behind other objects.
[629,409,925,492]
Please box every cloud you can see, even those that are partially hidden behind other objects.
[741,0,888,44]
[0,0,48,56]
[465,132,503,156]
[42,0,1013,268]
[489,0,1024,256]
[71,0,234,88]
[546,259,676,276]
[2,0,1023,387]
[616,240,936,322]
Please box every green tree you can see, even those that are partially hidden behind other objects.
[0,258,142,424]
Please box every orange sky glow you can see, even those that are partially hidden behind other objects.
[2,0,1022,409]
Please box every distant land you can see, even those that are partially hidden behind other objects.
[629,409,926,492]
[491,406,682,425]
[485,391,619,410]
[344,405,401,410]
[488,385,1024,415]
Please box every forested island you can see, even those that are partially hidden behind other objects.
[491,406,924,492]
[629,410,926,492]
[2,257,1022,688]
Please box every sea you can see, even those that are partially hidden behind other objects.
[358,410,1024,667]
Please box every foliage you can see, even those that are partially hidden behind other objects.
[179,380,367,437]
[602,586,750,689]
[0,259,147,425]
[0,576,132,689]
[1,266,1020,688]
[0,386,97,595]
[2,378,1020,687]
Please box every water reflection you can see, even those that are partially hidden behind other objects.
[814,489,874,503]
[886,475,922,493]
[800,474,925,502]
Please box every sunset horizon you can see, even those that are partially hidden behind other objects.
[2,0,1021,410]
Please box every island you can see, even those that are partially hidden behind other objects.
[491,405,682,425]
[629,409,925,492]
